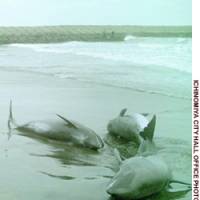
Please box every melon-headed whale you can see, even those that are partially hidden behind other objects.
[106,121,191,199]
[8,102,104,150]
[107,108,156,145]
[107,150,171,199]
[107,150,191,199]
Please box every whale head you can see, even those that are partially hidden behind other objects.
[84,130,104,150]
[106,161,137,199]
[56,114,104,150]
[107,116,142,145]
[107,155,170,199]
[107,108,127,134]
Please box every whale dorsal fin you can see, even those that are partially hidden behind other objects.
[56,114,78,129]
[119,108,127,116]
[140,115,156,141]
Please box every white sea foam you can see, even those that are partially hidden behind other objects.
[124,35,137,41]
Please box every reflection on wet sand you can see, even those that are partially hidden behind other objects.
[10,129,191,200]
[16,130,120,174]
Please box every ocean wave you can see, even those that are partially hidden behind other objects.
[8,40,191,74]
[124,35,137,41]
[1,39,191,100]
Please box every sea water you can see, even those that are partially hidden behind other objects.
[0,37,191,99]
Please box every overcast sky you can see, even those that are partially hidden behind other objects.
[0,0,191,26]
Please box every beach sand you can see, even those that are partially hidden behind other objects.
[0,68,191,200]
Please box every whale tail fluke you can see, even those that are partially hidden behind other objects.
[140,115,156,142]
[7,100,17,139]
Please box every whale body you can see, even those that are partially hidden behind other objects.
[107,108,156,145]
[106,117,169,200]
[106,117,191,199]
[107,154,171,199]
[8,102,104,150]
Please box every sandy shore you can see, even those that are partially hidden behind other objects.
[0,68,191,200]
[0,68,191,140]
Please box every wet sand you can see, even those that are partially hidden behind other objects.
[0,68,191,200]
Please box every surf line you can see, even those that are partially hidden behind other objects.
[193,80,199,200]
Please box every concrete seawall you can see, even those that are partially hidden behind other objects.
[0,25,192,44]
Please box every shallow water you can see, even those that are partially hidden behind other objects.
[0,37,191,200]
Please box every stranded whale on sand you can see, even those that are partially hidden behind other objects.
[107,153,172,199]
[106,119,191,199]
[8,102,104,150]
[107,149,191,199]
[107,108,156,145]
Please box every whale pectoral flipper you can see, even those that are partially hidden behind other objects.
[56,114,78,129]
[167,180,192,192]
[170,180,192,186]
[119,108,127,117]
[140,115,156,141]
[113,148,123,164]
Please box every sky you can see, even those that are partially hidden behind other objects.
[0,0,191,26]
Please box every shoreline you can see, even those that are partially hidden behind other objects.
[0,68,191,141]
[0,66,192,101]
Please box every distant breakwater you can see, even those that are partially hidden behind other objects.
[0,25,192,44]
